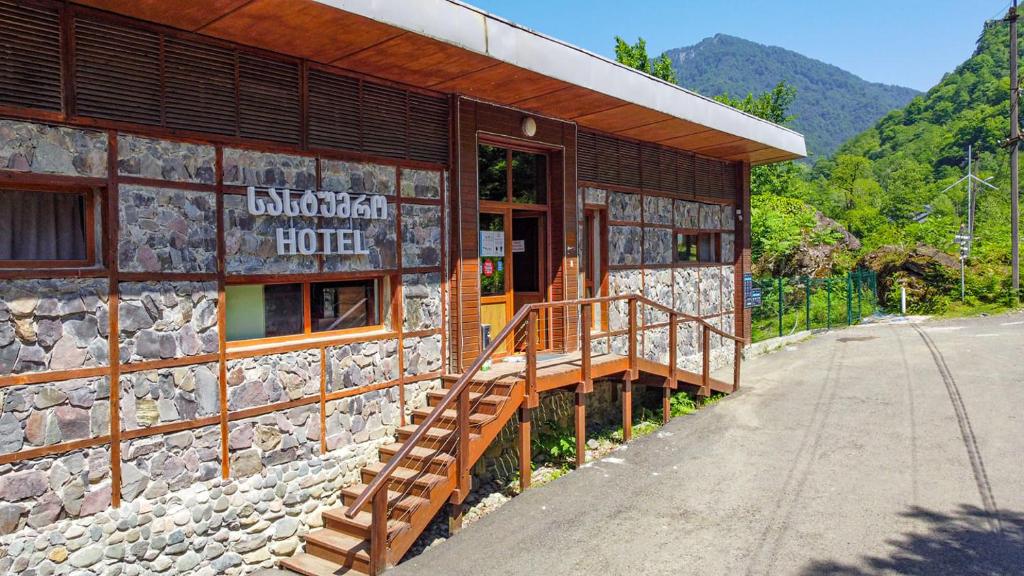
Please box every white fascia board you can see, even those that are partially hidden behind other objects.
[319,0,806,159]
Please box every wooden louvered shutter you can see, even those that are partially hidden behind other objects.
[678,150,695,197]
[596,134,618,184]
[724,161,739,200]
[361,82,407,159]
[307,69,361,151]
[0,0,62,112]
[407,92,449,164]
[238,53,300,144]
[577,131,598,182]
[164,37,236,136]
[618,140,641,188]
[74,17,161,124]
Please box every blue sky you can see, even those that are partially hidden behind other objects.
[467,0,1013,92]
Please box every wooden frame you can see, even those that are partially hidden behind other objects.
[0,185,99,269]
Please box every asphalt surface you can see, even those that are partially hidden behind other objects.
[390,313,1024,575]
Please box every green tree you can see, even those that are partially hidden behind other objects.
[716,82,800,196]
[614,36,678,83]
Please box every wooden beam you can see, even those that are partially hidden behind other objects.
[518,405,531,491]
[574,389,586,469]
[621,375,633,442]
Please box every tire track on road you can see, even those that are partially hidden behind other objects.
[911,323,1001,532]
[744,339,842,576]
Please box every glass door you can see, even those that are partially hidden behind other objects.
[479,210,510,355]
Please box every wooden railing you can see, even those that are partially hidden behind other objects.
[345,294,746,571]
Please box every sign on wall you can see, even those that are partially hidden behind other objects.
[480,230,505,257]
[743,273,762,308]
[245,186,387,256]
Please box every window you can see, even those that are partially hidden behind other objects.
[698,234,719,262]
[478,144,508,201]
[0,189,92,266]
[226,283,304,341]
[311,280,379,332]
[675,233,698,263]
[511,151,546,204]
[675,232,719,264]
[226,278,384,342]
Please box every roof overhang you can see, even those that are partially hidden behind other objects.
[74,0,806,165]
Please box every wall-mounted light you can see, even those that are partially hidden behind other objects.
[521,116,537,137]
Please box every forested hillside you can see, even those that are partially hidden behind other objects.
[663,34,919,158]
[788,17,1019,312]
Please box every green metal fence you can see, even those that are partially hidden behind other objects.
[750,269,879,343]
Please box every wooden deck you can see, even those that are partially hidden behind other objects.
[450,351,735,395]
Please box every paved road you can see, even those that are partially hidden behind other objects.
[391,313,1024,575]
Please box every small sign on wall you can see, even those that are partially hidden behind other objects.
[482,259,494,276]
[480,231,505,257]
[743,273,762,308]
[511,240,525,253]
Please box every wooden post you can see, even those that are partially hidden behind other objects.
[581,303,592,392]
[448,501,464,535]
[668,313,677,388]
[662,386,671,424]
[627,297,638,379]
[518,405,531,491]
[575,390,586,468]
[370,488,388,574]
[455,386,470,499]
[701,325,711,397]
[526,308,538,407]
[621,374,633,442]
[733,339,743,391]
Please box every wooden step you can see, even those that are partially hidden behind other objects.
[377,443,455,474]
[280,552,362,576]
[321,508,410,540]
[284,534,369,574]
[427,390,509,414]
[443,377,518,397]
[395,424,452,449]
[360,462,448,497]
[410,407,494,430]
[340,483,430,515]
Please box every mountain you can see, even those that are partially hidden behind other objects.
[662,34,920,158]
[789,17,1018,312]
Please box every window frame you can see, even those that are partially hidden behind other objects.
[673,229,721,267]
[225,274,389,346]
[0,186,98,269]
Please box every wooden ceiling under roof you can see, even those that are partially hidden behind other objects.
[74,0,802,165]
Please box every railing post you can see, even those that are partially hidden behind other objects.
[701,324,710,397]
[526,308,538,408]
[456,386,470,494]
[370,488,388,574]
[628,297,638,379]
[621,375,633,442]
[581,303,592,393]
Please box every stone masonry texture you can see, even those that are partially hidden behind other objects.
[117,134,215,184]
[118,282,219,364]
[118,185,218,274]
[0,279,109,376]
[0,119,107,178]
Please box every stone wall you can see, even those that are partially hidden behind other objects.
[0,279,109,376]
[0,376,109,454]
[118,185,218,273]
[0,117,449,575]
[0,119,107,178]
[118,282,218,363]
[117,134,215,184]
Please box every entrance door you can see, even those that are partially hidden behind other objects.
[477,142,552,356]
[513,212,547,349]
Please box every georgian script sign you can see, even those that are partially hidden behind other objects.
[246,186,387,256]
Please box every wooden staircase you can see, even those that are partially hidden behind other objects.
[281,295,744,575]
